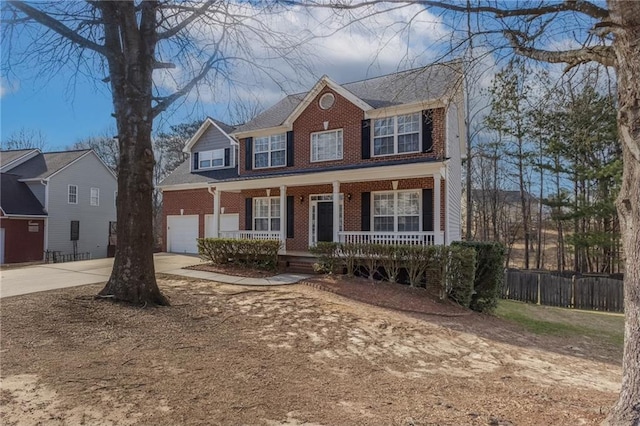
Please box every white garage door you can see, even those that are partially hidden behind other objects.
[205,214,239,237]
[167,215,199,254]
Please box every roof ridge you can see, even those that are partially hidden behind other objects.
[340,58,463,86]
[42,149,91,154]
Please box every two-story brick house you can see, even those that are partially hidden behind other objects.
[160,60,465,254]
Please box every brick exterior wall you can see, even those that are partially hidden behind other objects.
[0,217,45,263]
[161,188,243,251]
[239,87,446,176]
[239,177,445,252]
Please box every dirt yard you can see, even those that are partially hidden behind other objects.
[0,275,621,425]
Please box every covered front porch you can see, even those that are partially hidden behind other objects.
[210,161,450,253]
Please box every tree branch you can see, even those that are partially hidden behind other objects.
[156,0,217,40]
[6,1,107,56]
[504,30,616,69]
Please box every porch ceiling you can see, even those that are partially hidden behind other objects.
[213,160,446,192]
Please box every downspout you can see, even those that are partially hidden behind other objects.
[40,179,49,259]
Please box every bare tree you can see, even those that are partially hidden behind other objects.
[1,127,47,151]
[71,130,119,174]
[2,1,309,306]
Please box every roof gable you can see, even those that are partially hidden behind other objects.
[0,149,40,172]
[0,173,47,216]
[182,118,236,153]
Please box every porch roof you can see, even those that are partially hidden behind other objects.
[212,157,447,192]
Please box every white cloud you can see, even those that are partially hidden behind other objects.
[152,3,454,121]
[0,77,19,98]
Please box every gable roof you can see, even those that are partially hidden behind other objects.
[0,149,40,172]
[7,149,92,180]
[233,60,462,135]
[0,173,47,216]
[158,158,239,188]
[182,117,236,153]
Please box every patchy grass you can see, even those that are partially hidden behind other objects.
[496,300,625,348]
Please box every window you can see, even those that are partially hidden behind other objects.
[254,197,280,231]
[319,93,335,110]
[68,185,78,204]
[199,149,225,169]
[311,129,343,162]
[254,134,286,169]
[373,190,420,232]
[90,188,100,206]
[373,112,420,156]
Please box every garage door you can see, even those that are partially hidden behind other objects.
[205,214,239,237]
[167,215,199,254]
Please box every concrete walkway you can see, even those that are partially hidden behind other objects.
[1,253,310,298]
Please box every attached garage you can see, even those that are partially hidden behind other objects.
[205,213,239,237]
[166,215,199,254]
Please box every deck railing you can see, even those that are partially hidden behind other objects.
[218,230,281,241]
[338,231,439,246]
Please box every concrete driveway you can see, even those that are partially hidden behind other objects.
[0,253,200,298]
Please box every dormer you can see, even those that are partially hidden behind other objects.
[182,118,237,172]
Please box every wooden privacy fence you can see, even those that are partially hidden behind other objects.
[502,270,624,312]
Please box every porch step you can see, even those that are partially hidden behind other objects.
[280,255,320,274]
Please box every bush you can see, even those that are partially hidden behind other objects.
[309,241,340,274]
[452,241,506,313]
[405,245,429,287]
[378,244,406,283]
[424,246,448,298]
[446,245,477,308]
[341,243,361,277]
[198,238,280,271]
[361,243,385,280]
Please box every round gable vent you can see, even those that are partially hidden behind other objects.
[319,92,335,110]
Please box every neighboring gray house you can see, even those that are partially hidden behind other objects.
[0,148,117,261]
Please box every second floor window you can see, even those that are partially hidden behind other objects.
[254,197,280,231]
[90,188,100,206]
[311,129,343,162]
[68,185,78,204]
[254,134,285,169]
[373,112,420,156]
[199,149,225,169]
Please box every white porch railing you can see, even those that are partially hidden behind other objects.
[219,230,281,241]
[338,231,441,246]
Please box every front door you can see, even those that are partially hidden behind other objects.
[317,202,334,242]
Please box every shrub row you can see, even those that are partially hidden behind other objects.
[310,242,478,308]
[197,238,280,271]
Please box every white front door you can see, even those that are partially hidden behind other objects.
[167,215,199,254]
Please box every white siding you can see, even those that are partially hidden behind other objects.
[446,103,462,243]
[46,153,117,259]
[26,182,46,206]
[192,126,236,170]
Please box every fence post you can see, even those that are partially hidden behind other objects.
[537,273,541,305]
[571,275,576,309]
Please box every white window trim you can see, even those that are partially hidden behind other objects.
[371,113,421,157]
[90,187,100,206]
[253,196,281,231]
[371,190,421,232]
[310,129,344,163]
[253,134,286,169]
[68,185,78,205]
[198,148,226,170]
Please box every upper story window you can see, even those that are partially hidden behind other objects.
[199,149,225,169]
[90,187,100,206]
[68,185,78,204]
[311,129,343,162]
[254,134,286,169]
[254,197,280,231]
[373,190,420,232]
[373,112,420,156]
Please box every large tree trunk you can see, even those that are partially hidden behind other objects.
[606,1,640,423]
[96,1,168,306]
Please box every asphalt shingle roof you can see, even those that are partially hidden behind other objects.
[234,60,462,133]
[7,150,91,180]
[0,173,47,216]
[0,149,38,169]
[159,159,239,187]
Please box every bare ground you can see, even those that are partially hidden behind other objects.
[0,275,621,425]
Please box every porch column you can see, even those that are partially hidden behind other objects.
[433,173,442,244]
[332,181,340,242]
[212,188,221,238]
[280,185,287,251]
